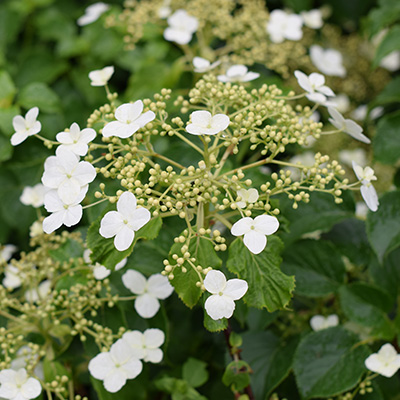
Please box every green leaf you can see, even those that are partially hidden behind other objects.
[0,134,13,162]
[169,235,222,308]
[241,331,300,399]
[48,238,83,263]
[182,358,209,388]
[374,76,400,106]
[222,360,251,392]
[339,283,395,340]
[365,1,400,37]
[87,206,162,269]
[293,326,371,399]
[0,105,20,137]
[0,70,16,108]
[43,359,70,381]
[155,377,207,400]
[366,190,400,262]
[203,310,228,332]
[373,26,400,67]
[282,239,346,297]
[226,237,295,312]
[373,112,400,164]
[17,82,61,113]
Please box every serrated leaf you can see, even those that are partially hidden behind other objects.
[227,237,295,312]
[373,112,400,165]
[222,360,251,392]
[182,358,209,388]
[366,190,400,263]
[282,239,346,297]
[293,327,371,399]
[203,309,228,332]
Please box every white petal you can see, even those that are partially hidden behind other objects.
[144,348,163,363]
[99,211,124,238]
[254,215,279,235]
[93,265,111,280]
[361,184,379,212]
[103,370,127,393]
[25,107,39,125]
[344,119,371,143]
[223,279,248,300]
[11,131,28,146]
[135,293,160,318]
[43,212,64,234]
[122,358,143,379]
[211,114,230,132]
[102,121,133,138]
[205,294,235,320]
[63,204,83,227]
[231,217,253,236]
[241,72,260,82]
[227,65,248,78]
[114,225,135,251]
[0,384,18,399]
[247,188,259,203]
[115,101,143,123]
[122,331,146,359]
[115,258,127,271]
[190,110,211,127]
[117,192,137,216]
[204,270,227,294]
[122,270,147,295]
[310,315,325,331]
[88,353,114,379]
[129,207,151,231]
[134,110,156,128]
[294,70,312,92]
[147,274,174,299]
[144,328,165,348]
[110,339,134,364]
[243,230,267,254]
[21,377,42,399]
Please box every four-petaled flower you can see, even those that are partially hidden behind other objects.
[163,9,199,45]
[186,111,230,136]
[266,10,303,43]
[122,329,165,363]
[310,45,346,77]
[88,66,115,87]
[77,2,109,26]
[10,107,41,146]
[88,339,143,393]
[0,368,42,400]
[56,122,96,156]
[352,161,379,212]
[300,9,323,29]
[193,57,221,73]
[204,270,248,320]
[83,249,127,280]
[365,343,400,378]
[310,314,339,331]
[294,70,335,105]
[217,65,259,83]
[231,215,280,254]
[100,192,151,251]
[328,107,371,144]
[236,188,259,209]
[102,101,155,139]
[122,270,174,318]
[20,184,46,208]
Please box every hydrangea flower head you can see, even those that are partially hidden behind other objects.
[204,270,248,320]
[217,65,259,83]
[186,111,230,136]
[231,215,280,254]
[20,184,46,208]
[163,9,198,45]
[102,101,155,139]
[77,2,109,26]
[310,314,339,331]
[88,339,143,393]
[328,107,370,144]
[11,107,41,146]
[88,66,114,87]
[56,122,96,156]
[122,270,174,318]
[0,368,41,400]
[122,329,165,363]
[294,70,335,104]
[352,161,379,212]
[310,45,346,77]
[99,191,151,251]
[266,9,303,43]
[365,343,400,378]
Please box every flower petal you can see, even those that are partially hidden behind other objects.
[103,370,127,393]
[205,294,235,320]
[231,217,253,236]
[361,184,379,212]
[122,270,147,295]
[224,279,248,300]
[99,211,124,238]
[21,377,42,399]
[122,358,143,379]
[254,215,279,235]
[147,274,174,299]
[243,230,267,254]
[114,225,135,251]
[135,293,160,318]
[144,348,163,363]
[88,353,113,380]
[203,270,227,294]
[144,328,165,348]
[117,192,137,216]
[115,101,143,123]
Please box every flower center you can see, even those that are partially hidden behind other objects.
[250,225,255,230]
[218,291,223,296]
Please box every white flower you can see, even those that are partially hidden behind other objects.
[41,149,96,204]
[380,51,400,72]
[331,93,350,113]
[294,70,335,104]
[231,215,280,254]
[99,192,151,251]
[236,188,259,209]
[310,314,339,331]
[158,6,171,19]
[20,184,46,208]
[10,107,41,146]
[266,9,303,43]
[88,339,143,393]
[56,122,96,156]
[0,245,17,263]
[83,249,127,280]
[338,148,367,167]
[204,270,248,320]
[88,66,114,87]
[0,368,41,400]
[186,111,230,136]
[25,280,51,303]
[163,9,198,45]
[351,105,383,121]
[193,57,221,73]
[3,265,23,290]
[352,161,379,212]
[77,2,110,26]
[328,107,370,144]
[300,9,323,29]
[122,270,173,318]
[310,45,346,77]
[102,101,155,139]
[122,329,165,363]
[217,65,259,83]
[42,188,87,234]
[365,343,400,378]
[10,347,44,381]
